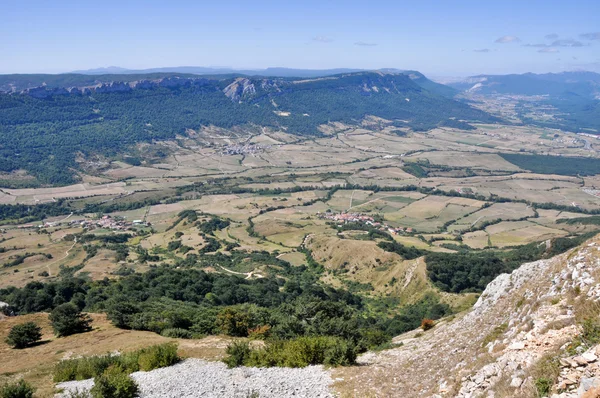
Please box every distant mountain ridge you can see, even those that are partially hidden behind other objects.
[448,71,600,99]
[70,66,370,77]
[0,69,457,99]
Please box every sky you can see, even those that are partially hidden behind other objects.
[1,0,599,77]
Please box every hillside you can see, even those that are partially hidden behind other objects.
[16,234,600,398]
[334,234,600,397]
[0,71,497,185]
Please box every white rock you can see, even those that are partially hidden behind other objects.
[510,377,523,388]
[582,352,597,362]
[508,342,525,350]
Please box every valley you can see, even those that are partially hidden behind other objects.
[1,72,600,398]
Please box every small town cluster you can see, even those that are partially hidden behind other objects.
[39,215,148,231]
[222,143,270,156]
[317,211,413,234]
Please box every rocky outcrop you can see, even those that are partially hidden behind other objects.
[223,78,256,102]
[94,81,132,93]
[335,238,600,397]
[19,77,213,99]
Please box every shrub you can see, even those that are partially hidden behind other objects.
[0,379,35,398]
[224,341,252,368]
[535,377,552,396]
[224,336,357,368]
[322,339,357,366]
[53,343,180,382]
[581,318,600,345]
[160,328,193,339]
[136,342,180,371]
[90,366,138,398]
[358,329,390,351]
[531,354,560,397]
[421,319,435,331]
[5,322,42,349]
[49,303,92,337]
[54,354,120,382]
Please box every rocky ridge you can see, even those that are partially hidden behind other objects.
[22,77,214,99]
[334,237,600,397]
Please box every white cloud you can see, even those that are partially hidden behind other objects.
[473,49,490,53]
[495,35,521,43]
[525,39,585,48]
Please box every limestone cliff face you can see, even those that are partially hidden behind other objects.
[222,78,256,102]
[334,237,600,398]
[20,77,212,98]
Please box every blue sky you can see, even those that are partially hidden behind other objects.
[1,0,599,76]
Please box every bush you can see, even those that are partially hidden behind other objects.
[224,336,357,368]
[358,329,390,351]
[49,303,92,337]
[160,328,193,339]
[136,342,180,371]
[0,379,35,398]
[5,322,42,349]
[53,343,180,382]
[224,341,252,368]
[535,377,552,397]
[421,319,435,331]
[90,366,138,398]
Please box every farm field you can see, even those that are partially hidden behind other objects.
[2,119,600,289]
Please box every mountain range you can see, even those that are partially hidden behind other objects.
[0,71,495,184]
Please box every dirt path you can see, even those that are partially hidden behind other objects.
[45,238,77,277]
[218,265,264,279]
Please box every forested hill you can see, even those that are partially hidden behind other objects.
[0,71,498,185]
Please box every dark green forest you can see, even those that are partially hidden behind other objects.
[425,232,596,293]
[500,153,600,176]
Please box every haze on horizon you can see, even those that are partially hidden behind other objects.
[1,0,600,77]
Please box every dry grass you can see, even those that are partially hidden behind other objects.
[0,313,231,397]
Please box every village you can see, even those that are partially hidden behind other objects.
[222,143,270,156]
[317,211,413,234]
[38,215,149,231]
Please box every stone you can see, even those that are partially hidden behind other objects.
[510,377,523,388]
[582,352,598,362]
[573,356,590,366]
[578,377,600,397]
[508,342,525,350]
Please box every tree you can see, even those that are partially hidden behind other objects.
[5,322,42,349]
[49,303,92,337]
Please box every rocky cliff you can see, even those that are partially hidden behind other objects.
[21,76,214,98]
[334,236,600,398]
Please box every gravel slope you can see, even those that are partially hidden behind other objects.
[56,358,335,398]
